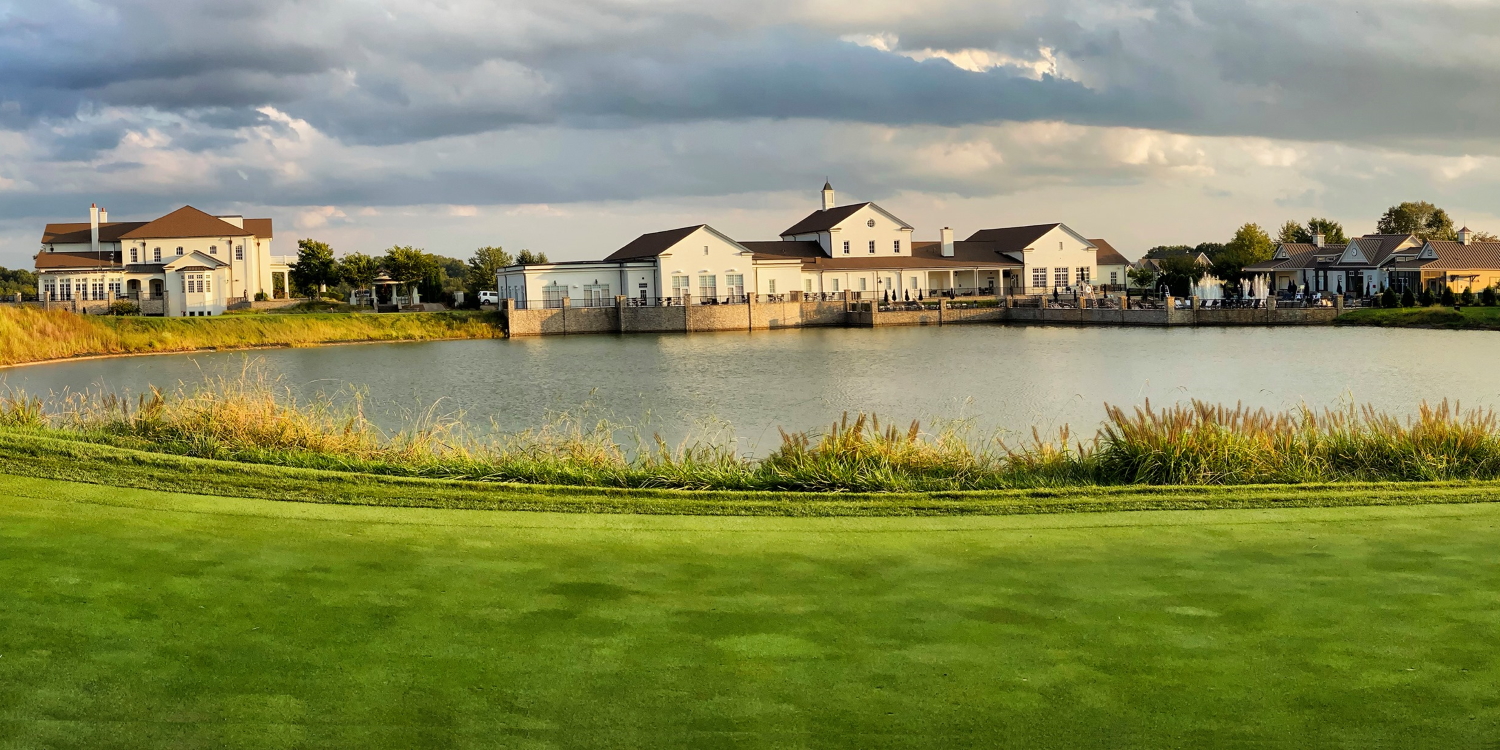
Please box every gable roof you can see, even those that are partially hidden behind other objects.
[119,206,253,239]
[780,202,914,236]
[164,251,229,270]
[604,225,706,261]
[1090,238,1130,266]
[963,223,1075,253]
[741,240,825,260]
[41,222,148,244]
[1414,241,1500,271]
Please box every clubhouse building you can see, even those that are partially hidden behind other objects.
[497,183,1109,307]
[34,205,284,316]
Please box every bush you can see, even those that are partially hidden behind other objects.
[254,291,269,302]
[107,299,141,316]
[1460,288,1475,306]
[1419,289,1435,307]
[1401,288,1416,308]
[1441,287,1456,307]
[1483,286,1498,306]
[1380,287,1398,308]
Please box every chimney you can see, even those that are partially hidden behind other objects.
[1313,231,1325,248]
[940,227,955,257]
[90,204,100,254]
[1459,226,1473,245]
[821,181,835,211]
[99,206,107,223]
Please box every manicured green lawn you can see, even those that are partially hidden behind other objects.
[2,475,1499,747]
[1339,304,1500,329]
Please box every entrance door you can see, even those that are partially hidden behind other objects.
[149,279,164,299]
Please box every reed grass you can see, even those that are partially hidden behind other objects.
[6,367,1500,492]
[0,304,500,366]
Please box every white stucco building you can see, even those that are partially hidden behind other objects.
[34,204,285,316]
[497,183,1105,307]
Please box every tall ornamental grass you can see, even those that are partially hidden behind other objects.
[5,370,1500,491]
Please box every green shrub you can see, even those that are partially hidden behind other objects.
[1401,288,1416,307]
[1419,289,1436,307]
[254,291,270,301]
[107,299,141,316]
[1380,287,1398,308]
[1441,287,1456,307]
[1483,286,1498,306]
[1460,288,1475,306]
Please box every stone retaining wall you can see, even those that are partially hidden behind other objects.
[501,295,1342,337]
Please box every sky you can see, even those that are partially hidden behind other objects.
[3,0,1500,266]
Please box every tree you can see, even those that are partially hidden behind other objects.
[1193,242,1226,260]
[338,253,380,302]
[1474,230,1499,243]
[1441,286,1456,307]
[1212,223,1275,290]
[0,266,38,296]
[515,249,549,265]
[1380,287,1398,308]
[289,239,339,296]
[466,246,514,297]
[381,246,435,301]
[1277,220,1310,245]
[1142,245,1193,260]
[1401,288,1415,308]
[1127,265,1158,291]
[1482,286,1498,306]
[1157,254,1206,297]
[1376,201,1456,241]
[1306,218,1347,244]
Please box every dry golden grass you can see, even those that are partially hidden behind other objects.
[0,305,500,366]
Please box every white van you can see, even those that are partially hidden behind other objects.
[478,291,499,305]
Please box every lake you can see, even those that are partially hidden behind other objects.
[5,325,1497,452]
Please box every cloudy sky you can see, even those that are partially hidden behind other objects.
[4,0,1500,266]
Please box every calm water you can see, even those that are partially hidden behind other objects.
[5,326,1498,451]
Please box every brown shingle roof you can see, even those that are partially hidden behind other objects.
[1090,238,1130,266]
[964,224,1062,252]
[34,251,123,270]
[1416,241,1500,271]
[118,206,253,239]
[243,218,273,239]
[41,222,148,244]
[603,225,706,261]
[780,203,875,236]
[790,242,1022,271]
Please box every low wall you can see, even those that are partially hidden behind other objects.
[501,296,1342,336]
[250,298,308,311]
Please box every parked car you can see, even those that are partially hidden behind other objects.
[478,291,499,305]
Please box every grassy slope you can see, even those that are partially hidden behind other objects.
[2,474,1498,747]
[1338,305,1500,329]
[4,429,1500,516]
[0,305,500,366]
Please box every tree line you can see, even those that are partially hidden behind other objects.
[1129,201,1495,297]
[288,242,547,305]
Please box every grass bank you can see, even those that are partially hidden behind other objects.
[3,474,1498,746]
[7,370,1500,492]
[1338,304,1500,329]
[0,304,500,367]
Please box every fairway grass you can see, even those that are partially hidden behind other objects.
[2,474,1499,747]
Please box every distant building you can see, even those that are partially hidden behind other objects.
[34,205,283,316]
[1091,238,1132,290]
[1244,227,1500,296]
[497,182,1103,307]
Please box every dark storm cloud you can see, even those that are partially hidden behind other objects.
[4,0,1499,148]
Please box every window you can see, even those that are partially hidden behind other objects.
[910,277,918,289]
[893,240,901,254]
[582,284,610,306]
[235,245,244,261]
[1076,267,1090,284]
[1110,271,1119,285]
[832,279,840,292]
[703,245,709,256]
[725,274,744,298]
[867,219,876,228]
[1054,267,1068,287]
[153,247,161,262]
[210,245,218,255]
[1059,241,1064,250]
[91,281,104,300]
[176,247,184,255]
[109,280,121,297]
[858,277,867,291]
[805,279,813,294]
[842,241,850,254]
[59,279,73,300]
[1032,268,1047,288]
[671,275,690,298]
[542,283,567,308]
[698,275,717,299]
[129,248,137,263]
[868,240,875,254]
[767,279,776,294]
